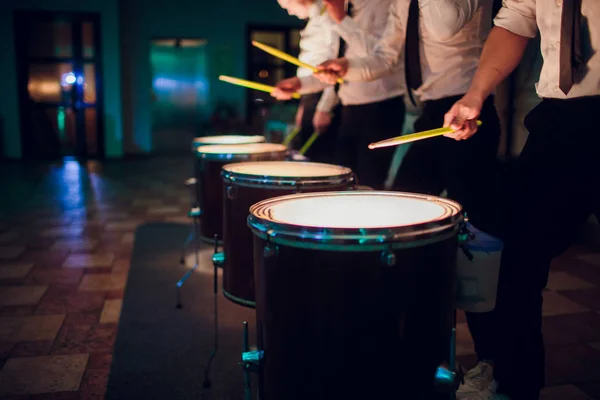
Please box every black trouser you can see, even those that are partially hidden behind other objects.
[392,95,502,362]
[336,96,405,189]
[392,95,501,232]
[296,92,341,164]
[491,97,600,399]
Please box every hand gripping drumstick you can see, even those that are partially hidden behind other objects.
[252,40,345,85]
[368,120,483,149]
[219,75,301,99]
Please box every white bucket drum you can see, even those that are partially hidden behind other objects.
[455,223,504,313]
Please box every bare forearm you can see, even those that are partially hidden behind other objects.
[467,27,530,100]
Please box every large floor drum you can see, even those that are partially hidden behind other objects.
[248,191,463,400]
[195,143,287,242]
[221,161,357,307]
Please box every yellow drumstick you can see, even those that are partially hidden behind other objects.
[299,132,320,155]
[219,75,301,99]
[368,121,483,149]
[252,40,345,85]
[283,126,301,146]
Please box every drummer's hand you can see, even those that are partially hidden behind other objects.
[316,58,348,84]
[323,0,346,23]
[313,110,332,134]
[271,77,301,100]
[443,93,483,140]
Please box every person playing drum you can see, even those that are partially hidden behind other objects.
[442,1,600,399]
[276,0,341,163]
[272,0,406,190]
[314,0,501,396]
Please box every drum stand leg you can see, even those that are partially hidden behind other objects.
[202,235,221,388]
[175,206,201,309]
[449,309,457,400]
[434,309,461,398]
[179,177,199,263]
[240,321,264,400]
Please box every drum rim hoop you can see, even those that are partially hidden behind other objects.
[192,135,266,145]
[195,149,289,161]
[221,161,356,187]
[247,191,464,247]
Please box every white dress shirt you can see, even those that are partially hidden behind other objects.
[342,0,493,102]
[299,0,406,106]
[494,0,600,99]
[296,1,340,112]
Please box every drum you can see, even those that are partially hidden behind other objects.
[221,161,357,307]
[195,143,287,242]
[247,191,464,400]
[191,134,265,152]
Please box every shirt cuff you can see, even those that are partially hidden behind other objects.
[298,75,329,94]
[344,57,366,82]
[493,7,538,39]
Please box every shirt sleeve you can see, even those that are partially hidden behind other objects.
[493,0,537,38]
[298,75,331,94]
[316,86,338,112]
[419,0,481,41]
[344,0,406,82]
[331,16,380,57]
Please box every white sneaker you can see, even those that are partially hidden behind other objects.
[485,380,512,400]
[456,362,494,399]
[458,379,512,400]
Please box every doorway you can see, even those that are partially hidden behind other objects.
[150,38,208,155]
[246,25,302,132]
[14,11,104,159]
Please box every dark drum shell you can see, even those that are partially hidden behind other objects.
[194,144,287,242]
[221,162,357,308]
[248,191,463,400]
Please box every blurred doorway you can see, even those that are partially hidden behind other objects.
[150,38,208,155]
[14,11,103,159]
[246,25,302,131]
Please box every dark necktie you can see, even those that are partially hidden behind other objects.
[559,0,583,95]
[334,1,353,93]
[404,0,422,105]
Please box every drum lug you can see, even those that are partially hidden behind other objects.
[457,213,475,261]
[380,249,396,267]
[226,185,235,200]
[264,244,278,259]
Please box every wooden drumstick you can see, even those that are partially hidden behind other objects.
[219,75,301,99]
[252,40,345,84]
[368,121,483,149]
[283,126,301,146]
[299,132,320,155]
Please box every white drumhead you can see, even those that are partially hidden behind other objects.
[193,135,265,145]
[197,143,287,155]
[260,193,454,228]
[223,161,351,177]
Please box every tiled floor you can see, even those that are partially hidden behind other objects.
[0,157,599,399]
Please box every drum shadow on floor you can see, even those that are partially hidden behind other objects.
[106,222,257,400]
